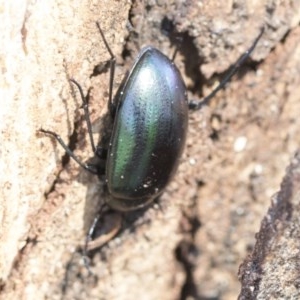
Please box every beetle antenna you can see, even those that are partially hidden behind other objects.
[189,27,265,110]
[96,22,116,117]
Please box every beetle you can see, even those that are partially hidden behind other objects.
[40,22,264,261]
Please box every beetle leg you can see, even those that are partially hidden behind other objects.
[83,203,106,273]
[95,146,107,160]
[189,27,264,110]
[86,210,122,252]
[39,129,98,174]
[171,36,183,62]
[69,79,98,156]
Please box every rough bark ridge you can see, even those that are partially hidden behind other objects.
[1,1,300,299]
[239,151,300,299]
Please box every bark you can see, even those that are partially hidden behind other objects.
[239,151,300,299]
[1,0,300,299]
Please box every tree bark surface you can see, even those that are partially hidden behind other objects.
[1,1,300,299]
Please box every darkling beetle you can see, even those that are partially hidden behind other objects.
[40,22,264,266]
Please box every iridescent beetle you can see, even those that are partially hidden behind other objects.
[41,22,264,266]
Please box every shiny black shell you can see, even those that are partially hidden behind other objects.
[106,47,188,211]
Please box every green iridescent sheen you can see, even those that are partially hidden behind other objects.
[106,47,188,211]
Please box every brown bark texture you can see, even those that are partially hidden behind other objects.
[1,0,300,299]
[239,151,300,299]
